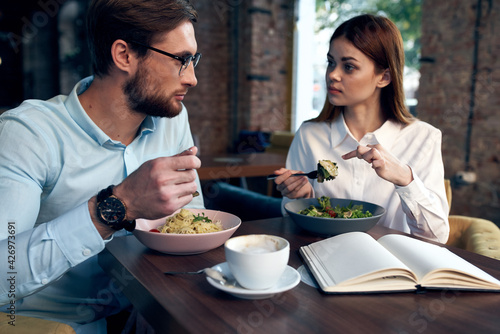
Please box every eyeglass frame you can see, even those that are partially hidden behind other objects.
[128,40,201,76]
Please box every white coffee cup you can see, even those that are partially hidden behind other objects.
[224,234,290,290]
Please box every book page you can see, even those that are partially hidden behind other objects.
[301,232,416,290]
[378,234,500,288]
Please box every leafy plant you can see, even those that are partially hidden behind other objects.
[315,0,422,70]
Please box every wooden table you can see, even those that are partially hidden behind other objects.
[98,218,500,334]
[197,152,286,181]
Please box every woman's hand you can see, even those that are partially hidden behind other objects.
[273,168,314,199]
[342,144,413,186]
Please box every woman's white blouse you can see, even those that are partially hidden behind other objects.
[283,114,450,243]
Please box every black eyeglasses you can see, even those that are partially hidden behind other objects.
[129,40,201,76]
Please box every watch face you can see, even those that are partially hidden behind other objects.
[98,197,126,225]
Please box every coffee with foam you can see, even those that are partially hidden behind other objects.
[239,238,280,254]
[225,234,289,290]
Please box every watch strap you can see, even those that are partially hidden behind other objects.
[97,185,114,204]
[123,220,136,232]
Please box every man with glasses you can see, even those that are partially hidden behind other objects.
[0,0,203,332]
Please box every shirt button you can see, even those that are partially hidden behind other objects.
[83,249,91,256]
[41,278,49,285]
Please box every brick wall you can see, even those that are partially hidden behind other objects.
[6,1,295,156]
[181,1,232,155]
[184,0,295,155]
[238,0,293,133]
[419,0,500,224]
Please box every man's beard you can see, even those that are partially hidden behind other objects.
[123,64,182,118]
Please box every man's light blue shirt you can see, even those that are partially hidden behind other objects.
[0,77,204,332]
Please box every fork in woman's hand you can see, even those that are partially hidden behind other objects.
[267,170,318,180]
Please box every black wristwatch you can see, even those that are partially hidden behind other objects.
[96,185,136,232]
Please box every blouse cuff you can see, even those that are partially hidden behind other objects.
[395,174,428,213]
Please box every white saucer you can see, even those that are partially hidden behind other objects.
[206,262,300,300]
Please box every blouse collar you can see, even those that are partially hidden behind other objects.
[331,112,402,150]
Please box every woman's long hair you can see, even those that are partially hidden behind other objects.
[311,14,414,125]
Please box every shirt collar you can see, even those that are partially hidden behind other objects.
[140,116,156,136]
[65,76,156,146]
[331,113,349,148]
[331,112,402,149]
[372,119,402,149]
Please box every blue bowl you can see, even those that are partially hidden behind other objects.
[284,198,386,236]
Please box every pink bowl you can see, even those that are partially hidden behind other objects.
[133,209,241,255]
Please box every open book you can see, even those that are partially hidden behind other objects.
[299,232,500,294]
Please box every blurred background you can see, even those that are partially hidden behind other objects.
[0,0,498,225]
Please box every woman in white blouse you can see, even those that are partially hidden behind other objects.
[273,14,449,243]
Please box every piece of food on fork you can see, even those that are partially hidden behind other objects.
[317,160,338,183]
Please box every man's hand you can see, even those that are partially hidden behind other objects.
[114,146,201,221]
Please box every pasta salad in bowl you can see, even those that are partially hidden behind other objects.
[133,209,241,255]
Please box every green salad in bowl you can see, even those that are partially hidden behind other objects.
[299,196,373,219]
[285,197,385,236]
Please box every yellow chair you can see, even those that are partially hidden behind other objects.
[265,131,294,154]
[444,179,500,260]
[0,314,75,334]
